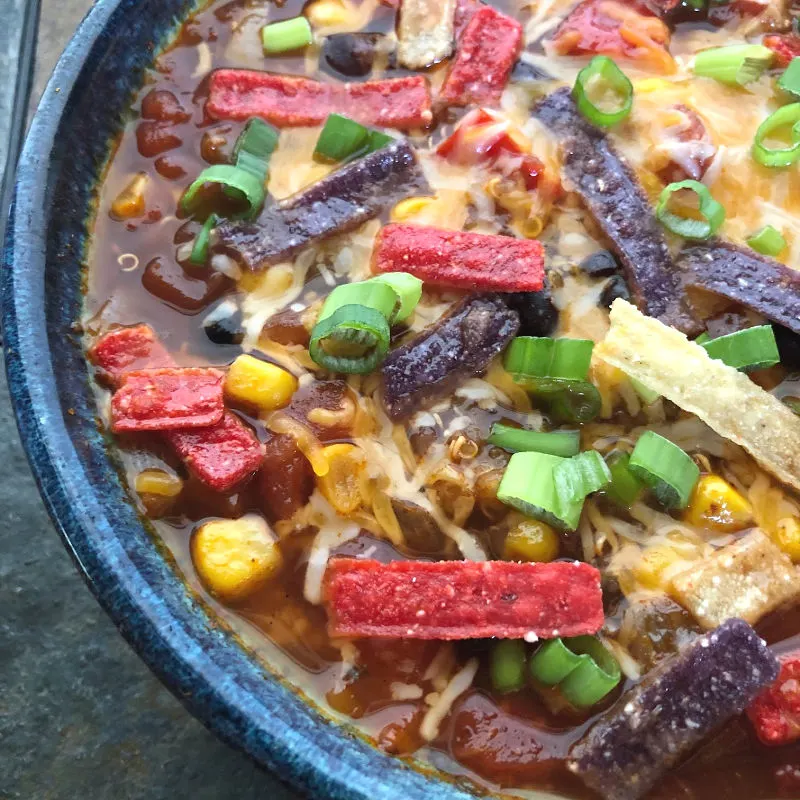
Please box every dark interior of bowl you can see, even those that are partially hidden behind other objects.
[1,2,482,797]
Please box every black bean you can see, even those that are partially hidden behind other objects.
[323,33,383,78]
[579,249,619,277]
[511,59,554,83]
[203,302,244,345]
[503,285,558,336]
[600,274,631,307]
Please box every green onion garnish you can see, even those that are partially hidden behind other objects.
[700,325,780,371]
[309,305,391,374]
[604,452,644,509]
[693,44,774,86]
[518,378,602,424]
[747,224,787,256]
[232,118,279,182]
[530,636,621,708]
[504,337,594,381]
[189,213,219,266]
[782,396,800,416]
[554,450,611,505]
[573,56,633,127]
[488,424,581,458]
[694,332,711,346]
[628,431,700,509]
[366,130,394,152]
[318,280,398,323]
[261,16,313,55]
[368,272,423,323]
[315,114,371,162]
[630,376,660,406]
[655,179,725,240]
[490,640,527,694]
[497,451,584,531]
[752,103,800,168]
[778,57,800,101]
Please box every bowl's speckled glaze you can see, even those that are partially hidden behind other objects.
[0,2,483,797]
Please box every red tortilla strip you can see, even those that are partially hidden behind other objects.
[323,558,603,640]
[206,70,433,128]
[440,5,522,107]
[88,324,174,386]
[372,224,545,292]
[111,368,225,432]
[164,411,265,493]
[747,652,800,746]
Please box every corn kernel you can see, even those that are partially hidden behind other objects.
[504,519,560,562]
[684,475,753,532]
[633,544,680,590]
[391,196,435,222]
[635,78,672,93]
[774,517,800,563]
[225,354,298,412]
[192,514,282,602]
[305,0,350,28]
[110,172,148,220]
[134,468,183,497]
[317,443,366,515]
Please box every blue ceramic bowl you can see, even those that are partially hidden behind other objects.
[1,2,482,797]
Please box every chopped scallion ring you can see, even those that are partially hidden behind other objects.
[752,103,800,168]
[628,431,700,509]
[604,452,644,509]
[490,640,527,694]
[181,164,266,220]
[488,424,581,458]
[693,44,774,86]
[747,225,787,257]
[779,57,800,101]
[309,304,391,374]
[189,214,219,266]
[630,376,660,406]
[512,377,602,424]
[317,280,399,326]
[315,114,371,162]
[232,118,279,182]
[573,56,633,127]
[700,325,780,371]
[368,272,423,323]
[497,451,584,531]
[554,451,611,505]
[655,179,725,240]
[504,337,594,381]
[261,16,313,55]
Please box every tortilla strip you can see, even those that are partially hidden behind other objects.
[595,299,800,492]
[397,0,457,69]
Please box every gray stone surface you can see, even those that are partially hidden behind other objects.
[1,2,302,797]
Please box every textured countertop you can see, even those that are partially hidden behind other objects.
[2,2,299,797]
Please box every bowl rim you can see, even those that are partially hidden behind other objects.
[0,3,483,798]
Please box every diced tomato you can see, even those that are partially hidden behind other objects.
[764,33,800,68]
[88,324,174,386]
[323,558,604,640]
[747,652,800,746]
[207,70,433,129]
[549,0,675,73]
[655,104,717,184]
[440,5,523,107]
[373,224,545,292]
[111,368,225,432]
[164,411,265,493]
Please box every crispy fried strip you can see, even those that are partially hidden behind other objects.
[595,299,800,492]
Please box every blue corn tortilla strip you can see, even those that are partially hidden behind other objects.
[381,294,520,420]
[212,140,431,271]
[680,239,800,337]
[569,618,779,800]
[534,88,701,336]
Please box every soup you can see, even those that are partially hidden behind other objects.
[83,0,800,797]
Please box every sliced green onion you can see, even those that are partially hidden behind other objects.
[553,451,611,505]
[232,118,279,182]
[778,57,800,101]
[315,114,371,162]
[604,452,644,509]
[189,214,219,266]
[318,280,398,325]
[530,636,621,708]
[262,16,313,54]
[514,377,602,424]
[573,56,633,127]
[504,337,594,381]
[497,451,584,531]
[490,640,527,694]
[181,164,266,219]
[629,431,700,509]
[368,273,423,323]
[488,424,580,458]
[752,103,800,168]
[309,305,390,374]
[630,376,660,406]
[694,332,711,346]
[747,225,787,256]
[693,44,774,86]
[366,130,394,152]
[656,180,725,240]
[782,396,800,416]
[700,325,780,371]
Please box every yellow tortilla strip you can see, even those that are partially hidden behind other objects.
[397,0,456,69]
[595,299,800,493]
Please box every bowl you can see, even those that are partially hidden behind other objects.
[1,2,481,797]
